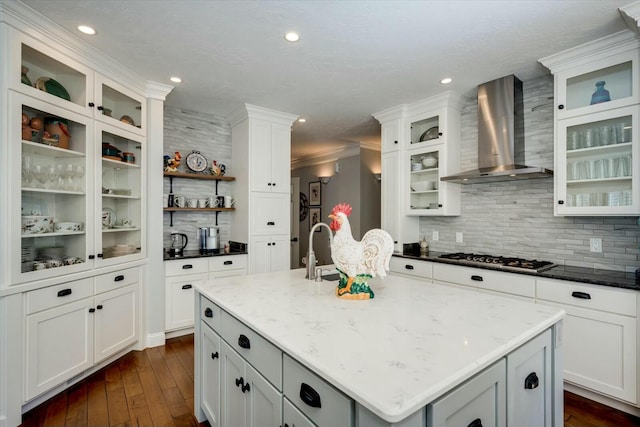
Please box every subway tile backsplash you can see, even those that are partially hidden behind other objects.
[419,76,640,273]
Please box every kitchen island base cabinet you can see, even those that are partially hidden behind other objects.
[201,322,222,427]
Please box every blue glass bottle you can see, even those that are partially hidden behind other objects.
[590,80,610,105]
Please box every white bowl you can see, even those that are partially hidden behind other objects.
[411,162,422,171]
[422,157,438,168]
[412,181,435,192]
[21,216,54,234]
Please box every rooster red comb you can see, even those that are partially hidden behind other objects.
[331,203,352,217]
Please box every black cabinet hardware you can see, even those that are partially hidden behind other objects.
[438,204,443,208]
[558,200,564,205]
[57,289,72,297]
[524,372,539,389]
[97,253,103,258]
[300,382,322,408]
[394,140,398,144]
[211,352,219,359]
[114,275,124,282]
[468,419,483,427]
[88,255,95,260]
[267,221,275,226]
[272,182,276,187]
[223,260,233,265]
[471,275,483,282]
[88,102,95,107]
[238,334,251,349]
[558,104,564,110]
[235,377,244,387]
[268,183,272,186]
[96,304,103,310]
[182,264,193,269]
[242,382,251,393]
[181,284,193,290]
[571,291,591,300]
[405,265,414,270]
[97,105,104,111]
[204,307,213,318]
[89,308,95,313]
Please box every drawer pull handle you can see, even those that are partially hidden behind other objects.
[405,265,414,270]
[223,260,233,265]
[524,372,539,390]
[182,284,193,290]
[57,289,72,297]
[114,275,124,282]
[89,308,96,313]
[471,275,483,282]
[204,307,213,318]
[267,221,275,226]
[242,382,251,393]
[96,304,103,310]
[571,291,591,300]
[238,334,251,349]
[211,352,219,359]
[182,264,193,269]
[300,382,322,408]
[468,419,483,427]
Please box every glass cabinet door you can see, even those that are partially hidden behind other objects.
[11,93,93,284]
[96,124,144,265]
[408,148,441,215]
[409,113,441,147]
[94,74,146,136]
[557,106,638,215]
[556,51,638,120]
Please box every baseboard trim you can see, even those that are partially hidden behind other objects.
[145,332,166,348]
[165,327,194,340]
[565,382,640,417]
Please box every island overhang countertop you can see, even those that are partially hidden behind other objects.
[196,269,565,423]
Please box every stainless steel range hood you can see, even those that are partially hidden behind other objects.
[441,75,553,184]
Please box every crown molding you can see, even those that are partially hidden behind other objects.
[291,141,379,170]
[620,1,640,35]
[146,81,174,100]
[227,103,298,128]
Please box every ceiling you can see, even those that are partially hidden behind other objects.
[20,0,633,161]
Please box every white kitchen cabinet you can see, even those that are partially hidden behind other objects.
[228,104,297,274]
[389,257,432,282]
[427,359,506,427]
[381,118,401,153]
[249,235,289,274]
[539,30,640,216]
[506,329,553,427]
[381,152,418,252]
[283,397,315,427]
[201,322,222,427]
[6,26,148,286]
[25,268,140,400]
[432,263,536,299]
[536,279,637,405]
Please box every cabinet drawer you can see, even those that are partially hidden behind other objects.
[220,311,282,389]
[26,278,93,315]
[165,258,208,276]
[283,354,353,427]
[200,295,223,332]
[166,275,206,331]
[390,257,432,279]
[284,397,315,427]
[95,267,140,294]
[434,264,535,298]
[209,254,247,272]
[536,279,636,316]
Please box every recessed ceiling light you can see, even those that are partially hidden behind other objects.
[298,118,306,123]
[284,32,300,42]
[77,25,96,35]
[440,77,453,85]
[170,76,182,83]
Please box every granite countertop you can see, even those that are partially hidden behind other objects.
[394,252,640,291]
[196,269,564,423]
[163,248,247,261]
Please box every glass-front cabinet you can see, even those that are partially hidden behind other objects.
[8,27,147,284]
[541,31,640,216]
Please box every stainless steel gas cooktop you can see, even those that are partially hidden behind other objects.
[438,252,556,273]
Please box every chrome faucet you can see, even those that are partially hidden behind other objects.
[304,222,333,280]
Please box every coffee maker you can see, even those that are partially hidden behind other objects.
[199,227,220,253]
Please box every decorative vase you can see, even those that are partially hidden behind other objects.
[590,81,610,105]
[21,66,32,86]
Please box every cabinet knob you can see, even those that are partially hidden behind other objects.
[524,372,539,389]
[89,308,96,313]
[267,221,275,226]
[96,304,103,310]
[211,352,219,359]
[558,200,564,205]
[394,140,398,144]
[468,419,483,427]
[97,253,103,258]
[272,242,276,246]
[438,132,443,137]
[88,255,95,260]
[299,382,322,408]
[88,102,95,107]
[558,104,564,110]
[272,182,276,186]
[471,275,483,282]
[97,105,104,111]
[235,377,244,387]
[241,382,251,393]
[268,183,272,186]
[238,334,251,349]
[204,307,213,318]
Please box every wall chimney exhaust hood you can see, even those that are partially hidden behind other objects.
[441,75,553,184]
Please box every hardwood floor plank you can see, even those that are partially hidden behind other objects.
[119,352,144,398]
[133,350,176,426]
[125,393,154,427]
[162,386,193,419]
[86,376,109,427]
[564,391,640,427]
[146,347,177,390]
[105,362,131,426]
[166,338,195,379]
[164,352,194,400]
[43,390,68,427]
[64,382,88,427]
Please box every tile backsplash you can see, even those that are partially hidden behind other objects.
[419,76,640,272]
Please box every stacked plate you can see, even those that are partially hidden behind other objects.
[103,244,137,258]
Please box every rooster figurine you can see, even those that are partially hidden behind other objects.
[328,203,394,300]
[164,151,181,172]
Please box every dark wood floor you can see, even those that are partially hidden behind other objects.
[20,334,640,427]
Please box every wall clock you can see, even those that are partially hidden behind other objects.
[185,150,208,172]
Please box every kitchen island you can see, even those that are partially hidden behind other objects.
[194,269,565,427]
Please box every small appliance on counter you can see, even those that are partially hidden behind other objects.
[199,226,222,254]
[169,233,188,256]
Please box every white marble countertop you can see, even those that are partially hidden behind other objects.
[196,269,564,423]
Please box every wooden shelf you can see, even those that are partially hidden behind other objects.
[163,171,235,181]
[163,207,234,212]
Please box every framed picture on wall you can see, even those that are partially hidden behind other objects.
[310,207,321,231]
[309,181,321,206]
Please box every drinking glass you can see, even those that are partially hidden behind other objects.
[32,164,46,187]
[568,131,580,150]
[22,155,33,187]
[583,129,596,148]
[590,159,601,179]
[73,164,85,191]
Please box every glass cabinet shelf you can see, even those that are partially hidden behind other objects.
[410,115,440,145]
[565,62,632,111]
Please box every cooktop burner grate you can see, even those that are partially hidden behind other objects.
[438,252,556,273]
